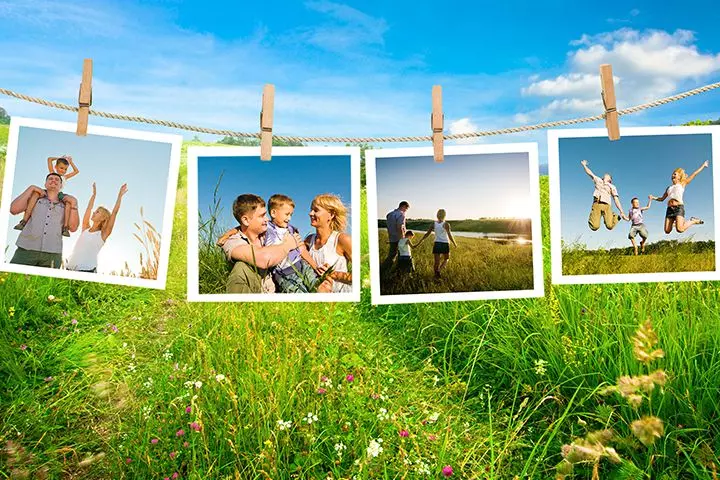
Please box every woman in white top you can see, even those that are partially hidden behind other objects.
[418,209,458,279]
[304,193,352,293]
[66,182,128,273]
[650,161,708,234]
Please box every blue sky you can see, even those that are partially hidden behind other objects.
[197,155,352,237]
[5,125,173,274]
[376,153,531,220]
[558,133,714,249]
[1,1,720,165]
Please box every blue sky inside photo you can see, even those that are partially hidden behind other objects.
[558,133,714,249]
[197,154,353,238]
[376,153,532,220]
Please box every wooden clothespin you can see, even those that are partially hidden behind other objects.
[76,58,93,136]
[260,84,275,161]
[599,64,620,141]
[431,85,444,163]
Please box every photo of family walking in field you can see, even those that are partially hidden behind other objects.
[550,127,719,283]
[188,147,360,302]
[0,118,181,288]
[367,145,543,304]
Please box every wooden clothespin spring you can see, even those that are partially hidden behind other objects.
[76,58,93,136]
[260,84,275,161]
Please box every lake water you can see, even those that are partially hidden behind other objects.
[408,230,532,244]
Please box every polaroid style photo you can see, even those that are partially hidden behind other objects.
[366,144,544,305]
[549,126,720,285]
[0,117,182,289]
[187,146,361,302]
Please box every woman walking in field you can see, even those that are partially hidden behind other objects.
[305,193,353,293]
[649,160,709,234]
[66,182,128,273]
[417,209,458,279]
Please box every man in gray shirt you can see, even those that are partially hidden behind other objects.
[9,173,79,268]
[381,201,410,271]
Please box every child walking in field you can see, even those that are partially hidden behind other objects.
[218,194,319,293]
[418,209,458,279]
[14,155,80,237]
[627,196,652,255]
[396,231,420,273]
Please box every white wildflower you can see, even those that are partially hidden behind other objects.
[428,412,440,423]
[303,412,319,424]
[534,359,548,376]
[377,408,390,421]
[366,438,383,458]
[127,363,136,372]
[334,442,347,458]
[215,374,225,382]
[163,351,173,361]
[277,420,292,431]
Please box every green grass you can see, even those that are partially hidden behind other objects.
[379,217,532,235]
[1,137,719,479]
[562,240,715,275]
[378,229,534,294]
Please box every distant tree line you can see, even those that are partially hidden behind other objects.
[0,107,10,125]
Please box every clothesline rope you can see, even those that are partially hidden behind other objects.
[2,81,719,143]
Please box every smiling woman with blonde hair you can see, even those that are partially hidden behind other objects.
[304,193,352,293]
[650,160,709,234]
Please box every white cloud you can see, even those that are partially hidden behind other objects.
[519,28,720,121]
[447,118,480,144]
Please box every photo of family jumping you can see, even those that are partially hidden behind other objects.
[0,118,181,288]
[188,146,360,301]
[550,127,719,283]
[367,145,543,304]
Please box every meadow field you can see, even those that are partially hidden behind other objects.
[378,218,532,235]
[1,129,719,479]
[562,240,716,275]
[377,229,534,295]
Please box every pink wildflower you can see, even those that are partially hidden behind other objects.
[176,429,185,437]
[317,388,327,394]
[125,458,132,464]
[20,344,27,351]
[442,465,453,477]
[169,451,176,459]
[71,319,78,325]
[183,441,190,448]
[321,375,329,382]
[346,374,354,383]
[428,434,437,441]
[172,473,179,479]
[399,429,409,437]
[185,406,192,413]
[190,422,201,432]
[151,438,159,444]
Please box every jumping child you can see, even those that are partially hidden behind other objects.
[627,196,652,255]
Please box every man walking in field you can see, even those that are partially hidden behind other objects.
[581,160,626,231]
[382,201,410,271]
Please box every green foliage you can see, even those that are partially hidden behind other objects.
[217,136,304,147]
[681,118,720,126]
[0,106,10,125]
[380,217,532,235]
[562,240,715,275]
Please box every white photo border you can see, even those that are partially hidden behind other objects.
[0,117,182,289]
[366,143,544,305]
[187,146,362,303]
[548,126,720,285]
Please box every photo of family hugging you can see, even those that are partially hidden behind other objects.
[188,147,360,302]
[366,144,544,304]
[0,118,181,288]
[550,127,720,283]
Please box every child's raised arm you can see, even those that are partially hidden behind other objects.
[295,230,319,270]
[47,157,56,173]
[642,196,653,211]
[65,155,80,180]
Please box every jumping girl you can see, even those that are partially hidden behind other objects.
[649,160,709,234]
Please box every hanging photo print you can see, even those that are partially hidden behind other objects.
[0,117,181,289]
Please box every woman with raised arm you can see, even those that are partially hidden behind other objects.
[650,161,709,234]
[66,183,128,273]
